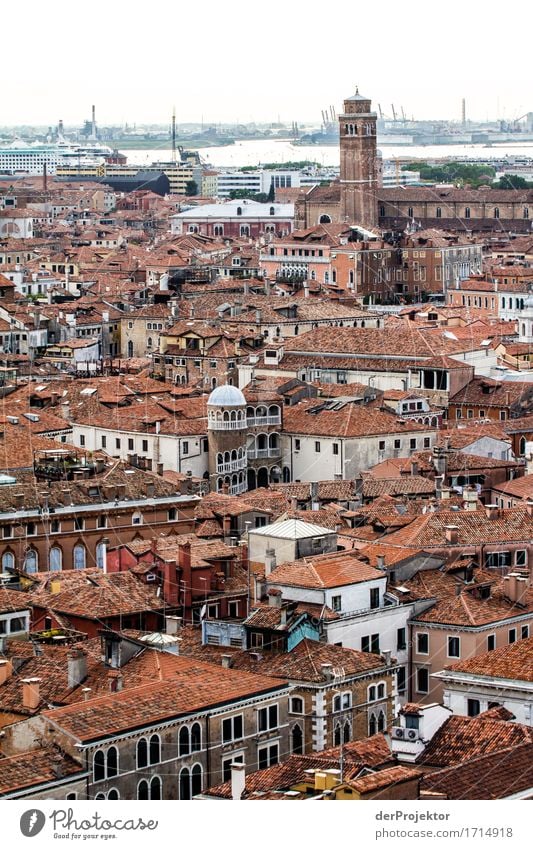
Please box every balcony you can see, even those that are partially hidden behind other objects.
[217,458,247,474]
[247,447,281,460]
[229,481,247,495]
[208,419,247,431]
[247,416,281,427]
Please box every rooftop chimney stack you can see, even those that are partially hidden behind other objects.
[231,762,246,801]
[22,678,41,711]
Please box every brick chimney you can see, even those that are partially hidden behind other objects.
[178,543,191,571]
[221,654,233,669]
[485,504,499,520]
[0,659,13,685]
[165,615,182,636]
[445,525,459,544]
[21,678,41,711]
[108,670,123,692]
[67,648,88,690]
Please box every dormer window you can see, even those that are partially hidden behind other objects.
[269,207,275,216]
[236,207,242,216]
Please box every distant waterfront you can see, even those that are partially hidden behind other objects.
[120,138,533,169]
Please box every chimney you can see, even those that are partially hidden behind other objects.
[221,654,233,669]
[178,543,191,571]
[526,500,533,518]
[310,481,319,510]
[264,547,277,575]
[165,615,182,635]
[445,525,459,544]
[382,649,392,666]
[463,486,478,511]
[485,504,499,520]
[0,659,13,685]
[67,648,88,690]
[321,663,334,681]
[14,492,25,509]
[22,678,41,711]
[255,309,262,325]
[50,579,61,594]
[410,460,419,477]
[516,577,528,606]
[376,554,386,570]
[268,588,282,608]
[503,573,519,602]
[222,515,231,537]
[440,486,452,500]
[290,496,298,512]
[82,687,92,701]
[280,607,287,626]
[231,762,246,800]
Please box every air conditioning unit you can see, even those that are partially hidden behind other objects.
[146,574,157,582]
[392,727,404,739]
[407,729,419,740]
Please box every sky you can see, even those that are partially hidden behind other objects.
[1,0,531,127]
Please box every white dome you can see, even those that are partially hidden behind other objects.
[207,384,246,407]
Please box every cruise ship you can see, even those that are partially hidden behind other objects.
[0,140,114,176]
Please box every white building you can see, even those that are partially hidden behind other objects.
[433,637,533,726]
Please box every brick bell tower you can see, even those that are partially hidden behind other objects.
[339,88,378,229]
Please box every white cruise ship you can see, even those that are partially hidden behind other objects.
[0,140,113,175]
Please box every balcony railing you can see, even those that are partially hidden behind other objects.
[208,420,247,431]
[247,416,281,427]
[229,481,247,495]
[247,448,281,460]
[217,458,247,474]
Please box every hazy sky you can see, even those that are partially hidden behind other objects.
[2,0,531,127]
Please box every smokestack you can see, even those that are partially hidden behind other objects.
[172,107,177,164]
[91,104,96,138]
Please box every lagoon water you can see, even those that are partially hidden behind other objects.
[121,138,533,169]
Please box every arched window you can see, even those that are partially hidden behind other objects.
[147,337,153,349]
[73,544,86,570]
[2,551,15,570]
[150,775,162,800]
[137,779,149,800]
[149,734,161,765]
[377,683,386,700]
[191,723,201,752]
[24,549,38,573]
[179,726,190,757]
[49,547,62,571]
[93,750,105,782]
[269,206,275,216]
[377,711,386,732]
[96,541,105,569]
[137,738,148,769]
[107,789,120,800]
[369,714,377,736]
[523,207,529,219]
[334,723,342,746]
[127,340,134,357]
[107,746,118,778]
[191,764,202,797]
[519,437,526,455]
[368,685,376,702]
[494,208,500,219]
[292,724,303,754]
[95,793,106,800]
[465,207,471,219]
[236,207,242,216]
[290,697,303,714]
[343,721,351,743]
[319,214,331,224]
[179,767,191,800]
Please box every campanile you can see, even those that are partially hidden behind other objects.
[339,89,378,229]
